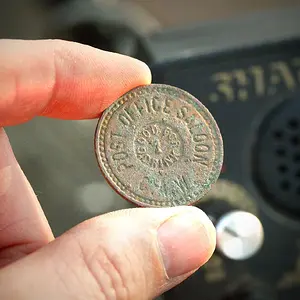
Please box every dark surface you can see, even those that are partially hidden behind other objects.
[151,32,300,300]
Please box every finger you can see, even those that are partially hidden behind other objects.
[0,39,151,126]
[0,39,150,265]
[0,206,216,300]
[0,128,54,268]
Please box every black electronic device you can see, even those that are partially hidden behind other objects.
[146,8,300,300]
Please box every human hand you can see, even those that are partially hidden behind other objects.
[0,39,216,300]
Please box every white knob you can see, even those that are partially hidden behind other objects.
[215,211,264,260]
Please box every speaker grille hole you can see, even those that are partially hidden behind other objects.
[278,165,288,173]
[288,118,299,130]
[280,180,290,191]
[275,148,286,157]
[291,136,300,146]
[294,153,300,163]
[274,130,284,139]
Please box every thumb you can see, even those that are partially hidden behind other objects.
[0,206,216,300]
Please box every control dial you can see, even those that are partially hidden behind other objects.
[215,211,264,261]
[198,180,263,260]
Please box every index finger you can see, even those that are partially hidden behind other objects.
[0,39,151,126]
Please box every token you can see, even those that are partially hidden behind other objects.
[94,84,223,207]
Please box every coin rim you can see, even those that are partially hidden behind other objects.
[94,84,224,207]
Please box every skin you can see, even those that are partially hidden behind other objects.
[0,39,216,300]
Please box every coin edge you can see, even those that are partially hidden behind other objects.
[94,84,224,207]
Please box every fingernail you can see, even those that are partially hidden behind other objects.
[157,207,216,278]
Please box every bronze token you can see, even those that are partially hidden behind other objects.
[94,84,223,207]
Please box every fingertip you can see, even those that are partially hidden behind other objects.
[0,206,215,300]
[0,39,152,125]
[157,206,216,279]
[41,41,153,119]
[92,52,152,114]
[134,58,152,85]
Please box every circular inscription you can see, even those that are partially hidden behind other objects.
[134,123,183,170]
[95,84,223,207]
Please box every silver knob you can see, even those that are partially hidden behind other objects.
[215,211,264,260]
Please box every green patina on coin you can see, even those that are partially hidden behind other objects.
[94,84,223,207]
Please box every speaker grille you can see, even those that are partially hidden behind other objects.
[253,95,300,217]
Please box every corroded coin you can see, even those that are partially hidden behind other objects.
[95,84,223,207]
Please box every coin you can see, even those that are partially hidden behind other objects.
[94,84,223,207]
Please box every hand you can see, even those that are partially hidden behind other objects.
[0,39,216,300]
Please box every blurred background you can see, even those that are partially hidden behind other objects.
[1,1,300,299]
